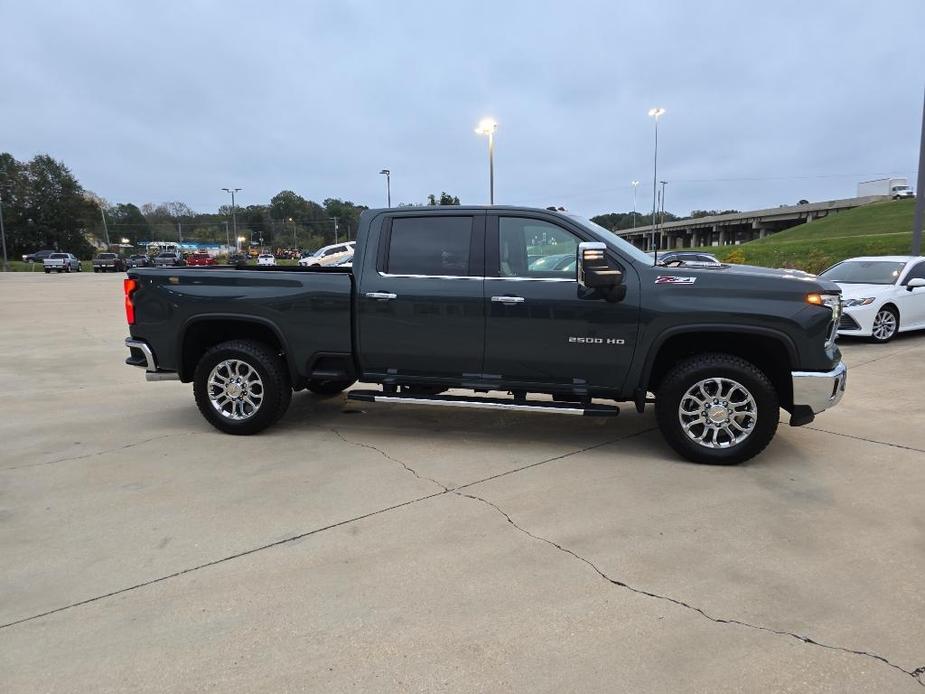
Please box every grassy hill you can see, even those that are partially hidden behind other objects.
[701,199,919,273]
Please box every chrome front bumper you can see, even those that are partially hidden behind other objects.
[791,361,847,414]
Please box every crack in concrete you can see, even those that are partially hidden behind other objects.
[848,344,922,370]
[805,426,925,455]
[1,434,186,471]
[456,490,925,688]
[327,428,450,491]
[0,426,652,630]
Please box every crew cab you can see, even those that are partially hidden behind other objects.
[123,206,847,465]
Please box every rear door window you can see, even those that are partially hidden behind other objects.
[386,216,472,276]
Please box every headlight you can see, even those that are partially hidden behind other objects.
[807,292,841,348]
[843,297,875,307]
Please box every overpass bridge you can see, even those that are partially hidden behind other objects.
[616,195,886,250]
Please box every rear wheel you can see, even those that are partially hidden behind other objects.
[306,380,355,396]
[655,353,779,465]
[193,340,292,435]
[870,306,898,343]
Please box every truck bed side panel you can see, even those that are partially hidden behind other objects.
[128,268,353,379]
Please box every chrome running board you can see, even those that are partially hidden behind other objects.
[347,390,619,417]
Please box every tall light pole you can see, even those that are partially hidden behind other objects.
[912,87,925,256]
[221,187,242,243]
[223,221,230,253]
[330,217,339,244]
[0,192,8,271]
[99,204,111,249]
[648,107,666,258]
[379,169,391,208]
[631,180,639,230]
[659,180,668,249]
[288,217,296,249]
[475,117,498,204]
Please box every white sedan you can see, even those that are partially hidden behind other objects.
[257,253,276,266]
[820,255,925,343]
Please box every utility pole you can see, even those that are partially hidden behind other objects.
[177,220,182,245]
[0,192,8,271]
[632,180,639,230]
[912,87,925,256]
[223,221,230,253]
[331,217,338,244]
[99,205,111,249]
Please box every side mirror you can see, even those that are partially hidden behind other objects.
[906,277,925,290]
[577,242,625,302]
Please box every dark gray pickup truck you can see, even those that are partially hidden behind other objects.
[123,206,846,464]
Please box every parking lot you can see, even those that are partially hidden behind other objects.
[1,271,924,692]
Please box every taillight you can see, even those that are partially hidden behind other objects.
[124,278,138,325]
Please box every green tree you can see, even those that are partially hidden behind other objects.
[427,192,461,206]
[0,153,97,258]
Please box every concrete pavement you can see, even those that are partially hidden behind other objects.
[1,272,923,692]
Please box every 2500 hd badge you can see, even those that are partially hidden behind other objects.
[568,336,625,345]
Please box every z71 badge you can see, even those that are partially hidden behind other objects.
[655,275,696,285]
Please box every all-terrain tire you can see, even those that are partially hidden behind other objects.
[655,353,779,465]
[193,339,292,435]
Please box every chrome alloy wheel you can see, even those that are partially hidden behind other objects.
[678,377,757,449]
[872,309,897,341]
[207,359,264,420]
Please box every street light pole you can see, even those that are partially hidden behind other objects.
[912,87,925,256]
[221,187,242,244]
[223,221,230,253]
[99,205,111,249]
[0,193,8,271]
[475,118,498,205]
[631,180,639,230]
[659,180,668,249]
[331,217,339,244]
[648,107,666,261]
[379,169,391,208]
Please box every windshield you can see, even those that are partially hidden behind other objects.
[98,253,116,259]
[820,260,906,284]
[566,214,654,265]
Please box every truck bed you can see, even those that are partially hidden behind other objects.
[127,266,355,381]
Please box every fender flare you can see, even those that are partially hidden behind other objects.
[176,314,296,382]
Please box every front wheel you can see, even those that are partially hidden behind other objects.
[870,306,898,343]
[193,339,292,435]
[655,353,779,465]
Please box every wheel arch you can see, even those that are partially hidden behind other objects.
[641,326,797,411]
[177,315,295,384]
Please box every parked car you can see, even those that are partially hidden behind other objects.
[820,255,925,343]
[126,255,150,268]
[652,251,721,267]
[298,241,355,267]
[333,252,354,268]
[152,251,186,267]
[186,252,216,267]
[528,253,576,273]
[123,206,847,466]
[22,249,56,264]
[43,253,81,273]
[228,253,249,266]
[92,252,127,272]
[257,253,277,266]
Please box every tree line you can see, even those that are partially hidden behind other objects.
[0,152,466,259]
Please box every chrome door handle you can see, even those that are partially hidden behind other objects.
[491,295,525,304]
[365,291,398,301]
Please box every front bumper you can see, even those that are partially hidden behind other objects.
[791,361,847,418]
[125,338,179,381]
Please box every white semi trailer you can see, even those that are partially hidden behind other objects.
[857,177,914,199]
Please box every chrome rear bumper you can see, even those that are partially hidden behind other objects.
[125,338,179,381]
[791,361,847,414]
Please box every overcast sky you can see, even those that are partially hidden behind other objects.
[1,0,923,218]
